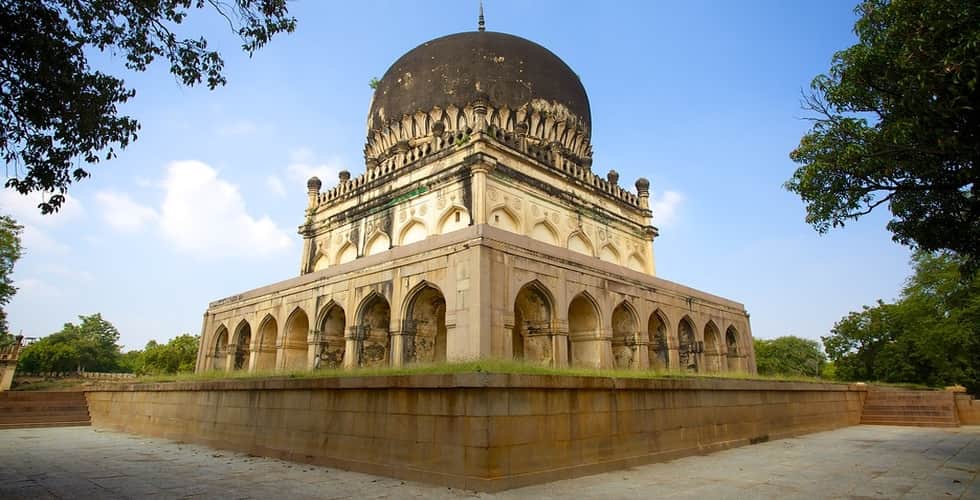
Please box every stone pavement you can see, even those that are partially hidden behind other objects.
[0,425,976,499]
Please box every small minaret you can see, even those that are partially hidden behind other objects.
[478,0,486,32]
[635,177,650,210]
[306,176,322,210]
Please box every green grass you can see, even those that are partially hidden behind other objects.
[128,359,836,385]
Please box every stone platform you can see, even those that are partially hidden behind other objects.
[85,374,866,491]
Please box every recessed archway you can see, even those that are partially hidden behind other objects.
[726,326,740,372]
[357,294,391,367]
[530,221,559,246]
[364,233,390,256]
[568,292,601,367]
[336,242,357,265]
[317,304,346,369]
[211,325,229,371]
[704,321,723,373]
[512,281,553,363]
[648,310,669,371]
[404,284,447,364]
[567,232,593,257]
[438,207,469,234]
[611,302,637,369]
[399,220,427,246]
[678,316,698,372]
[232,320,251,371]
[489,207,519,233]
[282,308,310,371]
[255,315,278,371]
[600,245,621,266]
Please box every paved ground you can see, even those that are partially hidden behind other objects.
[0,425,976,499]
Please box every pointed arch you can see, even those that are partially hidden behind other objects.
[611,300,639,369]
[403,282,447,364]
[512,279,555,363]
[648,309,670,371]
[488,205,520,233]
[567,231,594,257]
[567,291,601,367]
[703,320,722,373]
[627,253,645,273]
[398,218,428,246]
[254,313,278,371]
[599,244,622,265]
[282,307,310,371]
[530,220,559,246]
[336,242,357,265]
[725,325,741,372]
[210,325,229,371]
[356,292,391,367]
[438,205,470,234]
[317,301,347,369]
[678,315,698,372]
[312,252,330,272]
[231,319,252,371]
[364,232,390,257]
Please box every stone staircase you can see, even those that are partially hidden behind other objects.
[861,389,959,427]
[0,391,91,429]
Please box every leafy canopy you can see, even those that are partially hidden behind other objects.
[823,251,980,392]
[0,215,23,333]
[753,336,827,377]
[128,334,199,375]
[17,313,124,372]
[787,0,980,271]
[0,0,295,213]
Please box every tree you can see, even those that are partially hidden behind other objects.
[122,334,199,375]
[787,0,980,271]
[753,336,827,377]
[0,216,23,333]
[823,251,980,392]
[1,1,296,213]
[17,313,124,372]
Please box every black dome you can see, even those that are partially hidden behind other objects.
[368,31,591,134]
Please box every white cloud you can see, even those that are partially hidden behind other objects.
[284,148,345,191]
[651,190,683,228]
[96,191,158,232]
[17,278,63,298]
[0,189,84,256]
[21,225,68,255]
[266,175,286,197]
[159,160,293,258]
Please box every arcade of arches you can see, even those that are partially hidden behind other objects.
[203,275,751,374]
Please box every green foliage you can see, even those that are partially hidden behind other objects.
[824,251,980,392]
[134,334,199,375]
[17,314,123,372]
[753,336,827,377]
[0,0,296,214]
[787,0,980,271]
[0,216,23,333]
[368,77,380,90]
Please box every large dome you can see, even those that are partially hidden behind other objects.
[367,31,591,135]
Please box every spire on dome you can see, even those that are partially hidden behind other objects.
[478,0,485,32]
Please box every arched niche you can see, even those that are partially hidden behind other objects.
[282,308,310,371]
[399,220,428,246]
[357,294,391,367]
[627,254,645,273]
[317,304,346,369]
[404,284,447,364]
[678,316,698,372]
[611,302,637,369]
[254,315,278,371]
[600,245,621,266]
[336,243,357,265]
[438,207,469,234]
[365,233,390,256]
[489,207,519,233]
[726,326,740,372]
[648,310,669,371]
[568,232,593,257]
[704,321,722,373]
[312,253,329,272]
[512,281,553,364]
[232,320,251,371]
[211,326,229,371]
[567,292,600,367]
[530,221,558,246]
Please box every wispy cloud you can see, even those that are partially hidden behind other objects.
[651,190,683,228]
[0,189,84,256]
[215,119,262,137]
[266,175,286,197]
[96,191,158,232]
[284,148,346,191]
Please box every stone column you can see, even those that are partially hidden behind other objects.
[469,157,496,225]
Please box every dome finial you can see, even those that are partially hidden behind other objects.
[478,0,485,32]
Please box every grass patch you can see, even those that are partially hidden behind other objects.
[130,359,835,385]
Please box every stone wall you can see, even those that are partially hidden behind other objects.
[955,394,980,425]
[86,375,865,491]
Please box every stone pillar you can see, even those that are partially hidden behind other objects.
[469,156,496,225]
[343,326,363,369]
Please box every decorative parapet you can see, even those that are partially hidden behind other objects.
[314,103,643,212]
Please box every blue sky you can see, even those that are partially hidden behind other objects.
[3,1,912,350]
